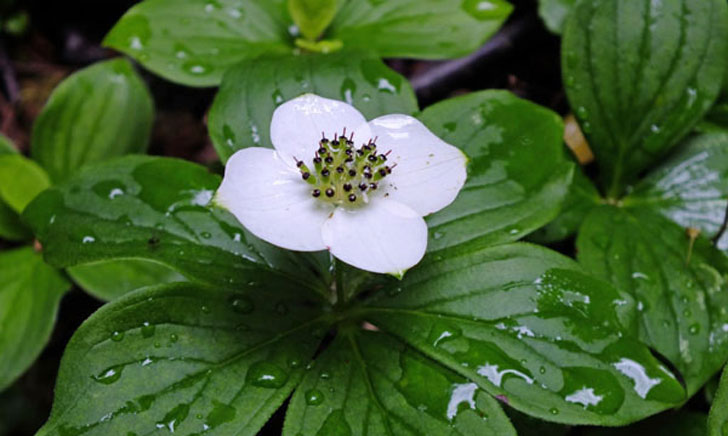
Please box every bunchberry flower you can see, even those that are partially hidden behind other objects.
[215,94,467,276]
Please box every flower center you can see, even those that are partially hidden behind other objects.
[295,129,395,206]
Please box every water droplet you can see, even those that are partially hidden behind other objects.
[650,124,661,134]
[689,323,700,335]
[576,106,589,120]
[183,61,212,76]
[305,389,325,405]
[205,400,236,429]
[93,365,124,384]
[247,361,289,388]
[275,302,288,315]
[200,231,212,239]
[319,371,331,380]
[539,366,546,374]
[461,0,511,21]
[272,89,284,105]
[433,231,444,240]
[340,78,356,104]
[230,296,254,314]
[549,407,559,415]
[201,305,211,314]
[156,403,190,433]
[316,409,351,436]
[170,333,179,343]
[111,331,124,342]
[82,236,96,244]
[141,322,155,338]
[387,287,403,297]
[288,358,300,368]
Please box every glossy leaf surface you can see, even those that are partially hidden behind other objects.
[288,0,338,41]
[104,0,292,87]
[329,0,513,59]
[284,331,516,435]
[36,282,328,436]
[627,132,728,253]
[364,243,685,425]
[419,91,574,253]
[709,366,728,436]
[562,0,728,195]
[0,135,31,240]
[31,58,154,182]
[208,52,418,162]
[578,206,728,395]
[586,411,707,436]
[0,247,70,390]
[23,156,330,294]
[68,259,187,301]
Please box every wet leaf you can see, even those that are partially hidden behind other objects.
[35,282,329,436]
[0,247,70,390]
[68,259,187,302]
[208,52,417,162]
[709,366,728,436]
[104,0,292,87]
[284,331,516,435]
[31,58,154,183]
[538,0,576,34]
[329,0,512,59]
[364,243,684,425]
[577,206,728,395]
[23,156,331,295]
[562,0,728,196]
[585,411,707,436]
[627,132,728,254]
[419,91,574,253]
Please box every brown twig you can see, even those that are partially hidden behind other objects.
[712,201,728,245]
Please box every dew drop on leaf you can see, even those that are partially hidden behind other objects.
[305,389,325,405]
[247,361,289,388]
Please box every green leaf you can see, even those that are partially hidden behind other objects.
[363,243,685,426]
[0,133,16,154]
[103,0,292,87]
[35,281,329,436]
[0,246,70,391]
[284,331,516,435]
[31,58,154,183]
[23,156,331,294]
[530,163,602,244]
[538,0,576,34]
[208,52,418,162]
[0,135,31,241]
[0,153,51,213]
[577,206,728,395]
[419,91,574,253]
[68,259,187,301]
[709,366,728,436]
[288,0,338,41]
[627,132,728,253]
[329,0,513,59]
[562,0,728,196]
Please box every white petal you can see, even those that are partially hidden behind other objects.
[270,94,372,166]
[322,201,427,276]
[215,148,332,252]
[369,114,468,216]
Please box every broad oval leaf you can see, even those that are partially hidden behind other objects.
[208,52,418,162]
[31,58,154,183]
[284,331,516,435]
[328,0,513,59]
[562,0,728,196]
[419,91,574,253]
[0,153,51,214]
[364,243,685,426]
[709,366,728,436]
[577,206,728,395]
[35,282,329,436]
[538,0,576,34]
[103,0,292,87]
[68,259,187,302]
[0,247,70,390]
[0,135,32,241]
[627,132,728,254]
[23,156,331,295]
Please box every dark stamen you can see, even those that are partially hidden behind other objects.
[325,156,334,164]
[348,194,357,202]
[379,154,387,162]
[359,183,368,191]
[368,154,378,162]
[302,172,310,180]
[343,183,352,192]
[313,157,322,164]
[312,189,321,197]
[349,169,357,177]
[318,147,327,155]
[321,168,330,177]
[369,183,378,190]
[325,188,335,197]
[336,166,344,173]
[364,172,373,179]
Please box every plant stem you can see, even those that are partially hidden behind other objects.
[713,200,728,245]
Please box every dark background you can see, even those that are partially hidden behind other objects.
[0,1,583,434]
